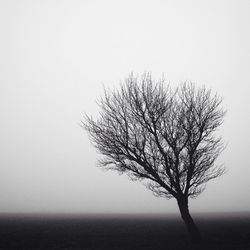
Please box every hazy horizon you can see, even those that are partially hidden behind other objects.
[1,0,250,214]
[1,210,250,218]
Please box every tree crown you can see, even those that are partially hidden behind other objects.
[83,73,226,199]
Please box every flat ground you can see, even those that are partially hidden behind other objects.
[0,213,249,249]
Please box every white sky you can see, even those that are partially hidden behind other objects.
[0,0,250,214]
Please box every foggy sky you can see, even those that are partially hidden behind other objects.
[0,0,250,214]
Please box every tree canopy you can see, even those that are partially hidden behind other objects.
[83,73,226,200]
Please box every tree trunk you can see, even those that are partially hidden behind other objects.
[177,196,201,244]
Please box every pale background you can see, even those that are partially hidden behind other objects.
[0,0,249,214]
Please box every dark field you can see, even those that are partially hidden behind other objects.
[0,213,250,250]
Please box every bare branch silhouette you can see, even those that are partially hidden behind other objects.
[82,72,226,243]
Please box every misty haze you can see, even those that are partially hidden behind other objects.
[1,0,250,249]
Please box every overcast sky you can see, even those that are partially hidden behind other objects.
[0,0,250,214]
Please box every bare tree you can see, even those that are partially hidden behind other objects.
[82,73,226,243]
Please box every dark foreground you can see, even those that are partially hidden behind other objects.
[0,213,250,250]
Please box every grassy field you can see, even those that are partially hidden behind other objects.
[0,213,249,249]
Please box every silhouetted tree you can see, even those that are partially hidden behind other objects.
[82,73,226,243]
